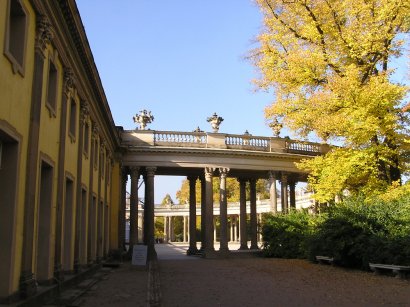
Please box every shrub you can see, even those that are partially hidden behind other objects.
[308,195,410,269]
[262,210,317,258]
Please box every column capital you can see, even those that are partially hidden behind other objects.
[269,171,278,181]
[130,166,140,179]
[280,172,288,183]
[204,167,215,178]
[121,167,128,182]
[35,15,54,57]
[219,167,230,178]
[146,166,156,177]
[187,175,197,182]
[237,177,247,184]
[63,67,75,96]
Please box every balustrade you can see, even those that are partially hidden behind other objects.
[154,131,207,144]
[123,130,326,155]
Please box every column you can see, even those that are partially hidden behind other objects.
[230,217,233,242]
[54,69,74,280]
[74,100,88,272]
[145,167,156,258]
[129,167,140,254]
[187,176,198,255]
[143,175,148,245]
[250,179,258,249]
[164,216,168,243]
[258,213,263,242]
[281,173,289,213]
[169,217,174,242]
[20,17,53,297]
[119,169,128,250]
[289,180,296,209]
[204,167,215,256]
[219,168,229,253]
[233,216,238,242]
[200,176,206,251]
[269,171,278,214]
[183,216,187,243]
[238,178,248,250]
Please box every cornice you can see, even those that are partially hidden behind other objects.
[122,145,315,161]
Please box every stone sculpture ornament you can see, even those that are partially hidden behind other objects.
[133,109,154,130]
[269,118,283,137]
[207,112,224,133]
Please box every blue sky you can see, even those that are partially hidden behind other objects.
[76,0,275,202]
[76,1,409,202]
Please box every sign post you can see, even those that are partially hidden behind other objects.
[131,245,148,266]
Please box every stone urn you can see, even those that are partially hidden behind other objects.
[269,118,282,137]
[133,109,154,130]
[207,112,224,133]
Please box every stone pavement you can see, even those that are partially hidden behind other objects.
[75,243,410,307]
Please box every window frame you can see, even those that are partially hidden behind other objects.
[3,0,29,76]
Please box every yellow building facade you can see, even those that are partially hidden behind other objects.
[0,0,121,302]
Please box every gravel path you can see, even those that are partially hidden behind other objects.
[80,244,410,307]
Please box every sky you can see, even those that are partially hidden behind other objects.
[76,1,409,202]
[76,0,275,202]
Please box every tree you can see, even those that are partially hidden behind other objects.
[161,194,174,206]
[251,0,410,202]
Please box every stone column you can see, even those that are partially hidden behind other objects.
[187,176,198,255]
[183,216,187,243]
[74,100,88,272]
[199,176,206,251]
[281,173,289,213]
[54,69,75,280]
[269,171,278,214]
[238,178,248,250]
[233,216,238,241]
[213,218,217,243]
[145,167,156,259]
[250,179,258,249]
[219,168,229,254]
[164,216,168,243]
[119,170,128,252]
[230,216,233,242]
[129,167,140,254]
[204,167,215,257]
[20,17,53,297]
[170,217,174,242]
[289,180,296,209]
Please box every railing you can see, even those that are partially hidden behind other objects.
[154,131,207,145]
[225,135,269,149]
[122,129,328,155]
[285,140,322,153]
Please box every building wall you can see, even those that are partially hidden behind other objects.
[0,0,121,301]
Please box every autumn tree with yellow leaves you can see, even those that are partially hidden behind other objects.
[251,0,410,202]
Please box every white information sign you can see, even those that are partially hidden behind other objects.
[132,245,147,266]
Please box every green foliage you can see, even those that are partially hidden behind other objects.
[262,210,318,258]
[308,195,410,268]
[262,194,410,269]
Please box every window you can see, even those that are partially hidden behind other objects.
[4,0,28,75]
[68,98,77,141]
[83,122,89,156]
[93,139,98,169]
[45,60,58,117]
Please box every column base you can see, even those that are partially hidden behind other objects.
[250,244,259,250]
[218,247,230,258]
[186,247,199,255]
[19,271,37,299]
[202,248,218,259]
[53,263,65,283]
[238,244,249,250]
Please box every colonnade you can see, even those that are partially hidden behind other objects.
[121,166,299,258]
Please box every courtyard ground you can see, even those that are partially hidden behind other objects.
[80,243,410,307]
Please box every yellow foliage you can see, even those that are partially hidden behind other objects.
[252,0,410,201]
